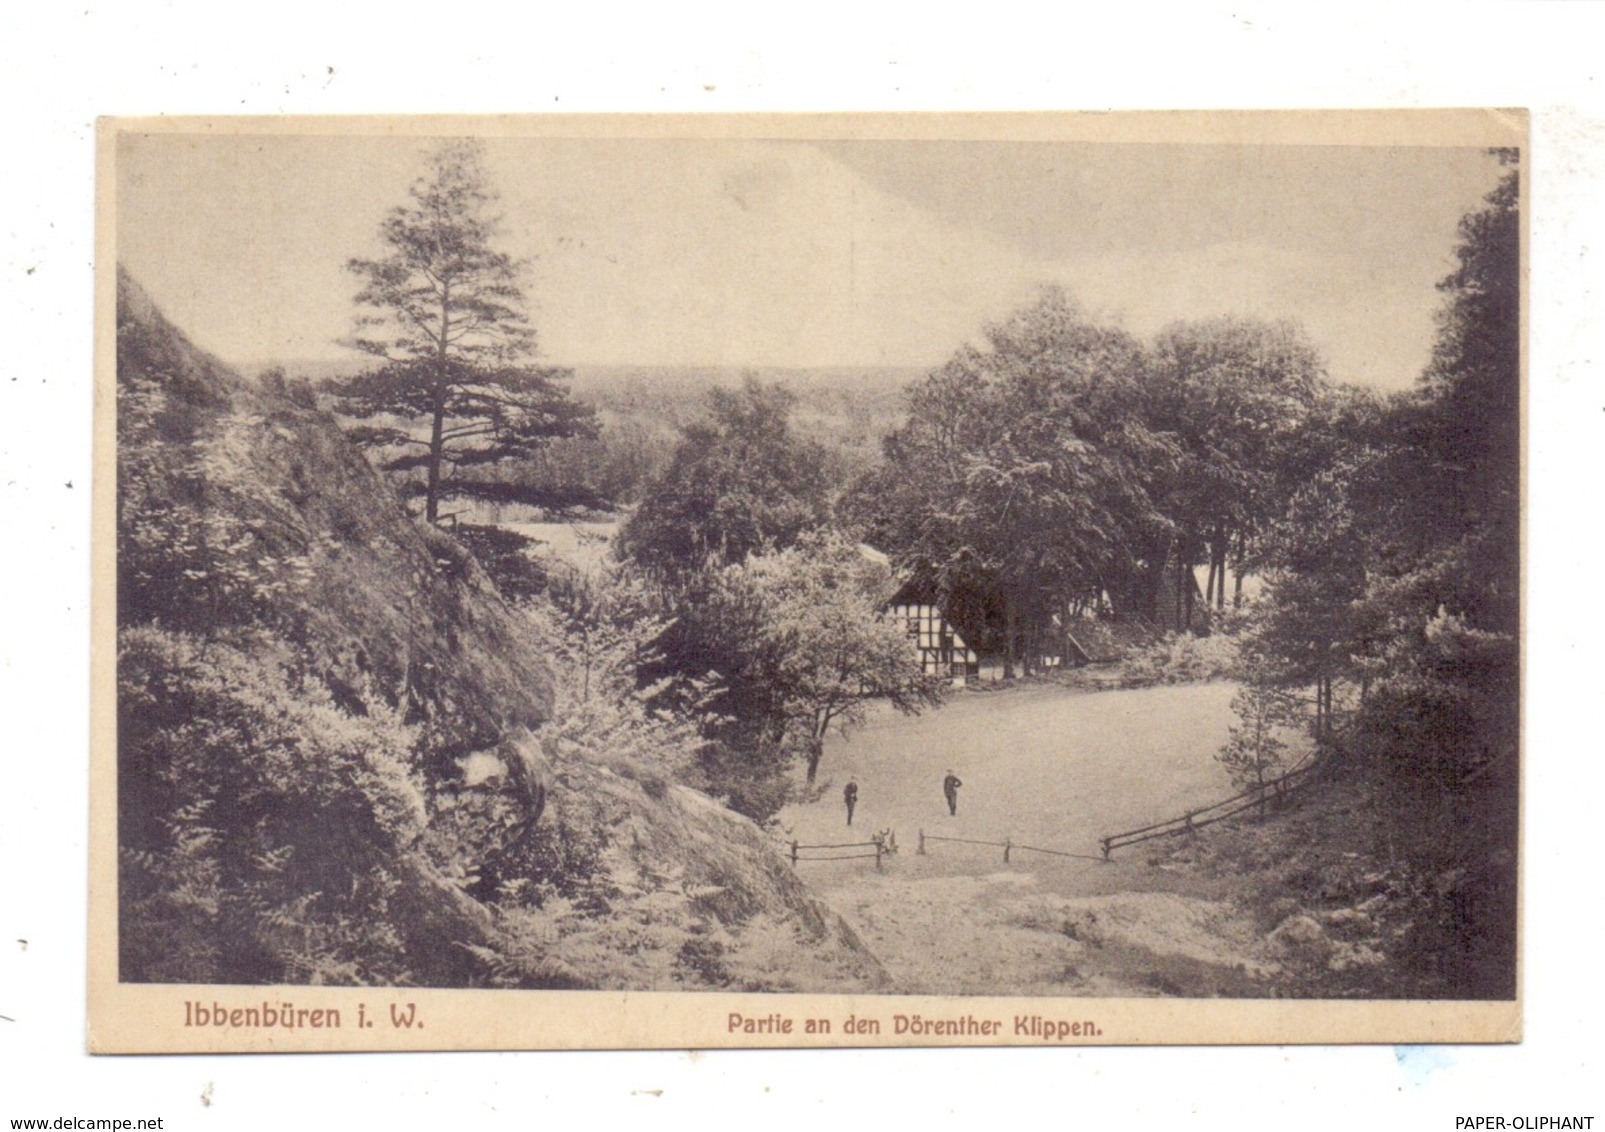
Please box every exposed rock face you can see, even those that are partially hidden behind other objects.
[117,266,556,777]
[1267,914,1333,963]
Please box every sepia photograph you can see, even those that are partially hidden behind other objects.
[91,111,1523,1050]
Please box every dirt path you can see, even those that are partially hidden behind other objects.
[777,680,1284,996]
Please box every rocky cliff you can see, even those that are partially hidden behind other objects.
[114,268,883,991]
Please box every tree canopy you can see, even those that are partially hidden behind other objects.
[1233,152,1520,996]
[335,139,595,522]
[1244,154,1520,764]
[848,286,1323,674]
[721,531,942,785]
[617,376,832,577]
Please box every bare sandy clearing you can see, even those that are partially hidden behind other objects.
[777,680,1281,995]
[781,680,1239,869]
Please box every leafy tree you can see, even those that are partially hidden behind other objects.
[849,288,1161,673]
[1244,437,1377,737]
[1279,152,1519,766]
[726,531,943,784]
[1354,155,1520,779]
[857,293,1334,669]
[627,529,941,810]
[1217,665,1304,797]
[335,139,595,523]
[618,376,831,577]
[1142,317,1325,624]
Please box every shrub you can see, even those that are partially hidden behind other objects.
[449,522,550,603]
[118,627,427,985]
[525,571,708,792]
[692,737,794,824]
[427,785,612,914]
[119,384,318,634]
[1216,676,1304,793]
[485,859,736,992]
[1121,631,1241,687]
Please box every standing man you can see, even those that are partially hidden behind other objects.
[943,770,963,817]
[843,778,858,826]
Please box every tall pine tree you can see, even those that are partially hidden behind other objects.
[336,139,594,522]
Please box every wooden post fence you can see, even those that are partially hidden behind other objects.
[784,835,892,868]
[1098,746,1333,858]
[919,830,1107,864]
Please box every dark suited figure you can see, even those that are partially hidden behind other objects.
[943,771,962,816]
[843,778,858,826]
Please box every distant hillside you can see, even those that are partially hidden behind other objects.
[249,358,927,399]
[116,269,885,991]
[567,361,925,396]
[252,357,918,515]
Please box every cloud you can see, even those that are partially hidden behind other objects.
[503,140,1039,368]
[115,133,1496,390]
[1038,240,1449,389]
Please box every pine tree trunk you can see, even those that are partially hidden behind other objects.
[1181,549,1194,632]
[425,398,446,525]
[1214,529,1229,610]
[1233,529,1246,609]
[1003,593,1017,680]
[426,292,451,525]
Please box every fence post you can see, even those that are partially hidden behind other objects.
[1185,811,1195,835]
[1003,838,1012,864]
[875,836,885,872]
[790,840,798,866]
[1100,837,1111,861]
[917,828,926,856]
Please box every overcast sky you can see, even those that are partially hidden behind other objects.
[116,131,1507,391]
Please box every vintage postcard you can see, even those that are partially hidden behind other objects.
[91,110,1524,1052]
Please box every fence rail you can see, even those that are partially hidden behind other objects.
[917,829,1108,864]
[785,832,896,870]
[1098,749,1328,858]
